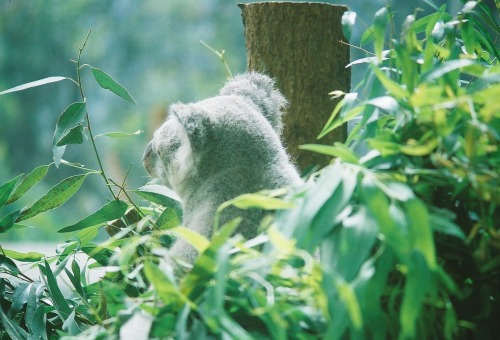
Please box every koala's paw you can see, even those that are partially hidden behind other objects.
[219,72,287,135]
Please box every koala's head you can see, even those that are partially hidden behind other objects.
[143,72,287,196]
[143,104,196,194]
[219,72,287,135]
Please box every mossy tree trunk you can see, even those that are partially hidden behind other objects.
[239,2,350,171]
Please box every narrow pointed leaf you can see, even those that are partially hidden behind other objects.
[52,102,86,147]
[300,143,360,163]
[0,210,21,233]
[228,193,295,210]
[94,130,143,139]
[0,76,68,95]
[0,174,22,207]
[58,199,128,233]
[39,259,71,320]
[135,184,182,216]
[2,249,44,262]
[90,66,136,104]
[18,174,88,221]
[6,164,51,205]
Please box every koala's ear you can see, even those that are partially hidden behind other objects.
[169,103,209,150]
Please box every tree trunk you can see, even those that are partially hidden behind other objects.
[239,2,350,171]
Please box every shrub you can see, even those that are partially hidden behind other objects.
[0,1,499,339]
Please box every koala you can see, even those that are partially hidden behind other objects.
[143,72,302,270]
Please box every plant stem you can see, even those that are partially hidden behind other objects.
[76,31,117,200]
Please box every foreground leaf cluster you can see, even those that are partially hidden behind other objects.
[1,0,499,339]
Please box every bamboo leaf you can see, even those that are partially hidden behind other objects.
[90,66,136,104]
[0,76,68,95]
[169,227,210,253]
[58,199,128,233]
[227,193,295,210]
[371,65,410,99]
[374,7,389,61]
[18,174,89,222]
[300,143,360,164]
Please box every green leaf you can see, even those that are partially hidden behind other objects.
[300,143,360,164]
[0,253,19,275]
[371,65,410,99]
[134,184,182,216]
[366,96,400,114]
[0,303,29,340]
[374,7,389,61]
[144,262,187,306]
[18,174,89,222]
[226,193,295,210]
[341,11,356,40]
[399,251,433,339]
[406,198,436,269]
[420,59,477,82]
[169,227,210,253]
[56,124,85,146]
[28,305,47,340]
[90,66,136,104]
[93,129,143,139]
[0,174,22,207]
[39,259,71,320]
[0,76,68,95]
[2,249,44,262]
[156,208,180,229]
[318,93,363,139]
[52,102,87,166]
[6,164,51,205]
[0,210,21,233]
[58,199,128,233]
[335,279,363,330]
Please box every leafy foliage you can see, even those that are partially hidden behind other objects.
[0,1,499,339]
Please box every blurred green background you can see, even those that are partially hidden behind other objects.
[0,0,460,242]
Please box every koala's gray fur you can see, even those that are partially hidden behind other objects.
[143,72,302,269]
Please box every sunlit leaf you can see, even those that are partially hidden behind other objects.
[2,249,44,262]
[300,143,359,163]
[58,199,128,233]
[371,65,410,99]
[169,227,210,253]
[90,66,136,104]
[94,129,143,139]
[18,174,89,221]
[0,76,68,95]
[227,193,295,210]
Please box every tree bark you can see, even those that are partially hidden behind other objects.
[239,2,350,171]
